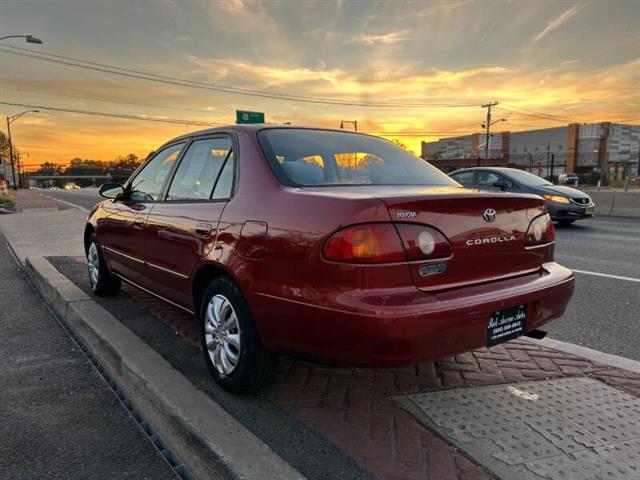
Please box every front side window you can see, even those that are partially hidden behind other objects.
[258,129,458,187]
[167,137,233,201]
[130,143,184,202]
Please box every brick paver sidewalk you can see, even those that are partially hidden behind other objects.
[123,284,640,480]
[13,190,72,212]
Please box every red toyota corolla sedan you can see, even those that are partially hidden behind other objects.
[85,126,574,392]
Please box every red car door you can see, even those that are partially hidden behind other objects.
[143,135,236,310]
[100,143,185,284]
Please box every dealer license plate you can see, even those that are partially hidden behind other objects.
[487,304,527,347]
[585,206,595,215]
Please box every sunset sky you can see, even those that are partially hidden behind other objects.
[1,0,639,169]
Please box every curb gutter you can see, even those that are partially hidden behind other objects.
[25,256,306,480]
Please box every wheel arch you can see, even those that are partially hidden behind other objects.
[83,223,96,254]
[192,262,241,315]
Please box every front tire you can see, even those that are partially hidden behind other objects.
[87,233,121,296]
[200,276,276,393]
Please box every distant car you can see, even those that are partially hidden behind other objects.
[64,182,80,190]
[558,173,579,185]
[449,167,594,225]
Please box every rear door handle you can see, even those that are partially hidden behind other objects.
[133,217,145,229]
[195,223,213,236]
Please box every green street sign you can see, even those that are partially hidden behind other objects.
[236,110,265,124]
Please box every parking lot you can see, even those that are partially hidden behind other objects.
[43,188,640,361]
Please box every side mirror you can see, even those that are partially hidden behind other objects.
[99,183,125,199]
[493,180,506,191]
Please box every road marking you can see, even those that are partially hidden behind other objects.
[42,194,90,212]
[572,269,640,283]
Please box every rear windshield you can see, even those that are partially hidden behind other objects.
[258,128,458,187]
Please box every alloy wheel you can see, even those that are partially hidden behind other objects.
[204,294,242,376]
[87,242,99,288]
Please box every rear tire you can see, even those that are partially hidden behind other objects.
[87,232,121,296]
[557,219,576,225]
[200,276,276,394]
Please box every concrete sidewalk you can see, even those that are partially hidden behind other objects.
[0,190,86,260]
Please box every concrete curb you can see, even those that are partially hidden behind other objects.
[523,336,640,375]
[25,256,306,480]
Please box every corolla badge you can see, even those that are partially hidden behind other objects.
[466,235,517,246]
[483,208,497,223]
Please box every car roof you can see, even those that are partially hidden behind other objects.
[164,124,376,145]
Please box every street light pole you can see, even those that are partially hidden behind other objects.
[0,34,43,44]
[6,117,16,190]
[6,110,39,190]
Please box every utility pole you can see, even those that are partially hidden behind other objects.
[550,153,555,181]
[6,117,17,190]
[481,102,498,161]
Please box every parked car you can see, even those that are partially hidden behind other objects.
[85,126,574,392]
[558,173,579,185]
[449,167,594,225]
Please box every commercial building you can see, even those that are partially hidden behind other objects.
[422,122,640,179]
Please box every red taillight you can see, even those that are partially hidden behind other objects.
[525,214,554,246]
[394,224,452,260]
[324,224,405,263]
[324,223,453,263]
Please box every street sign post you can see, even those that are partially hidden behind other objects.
[236,110,265,124]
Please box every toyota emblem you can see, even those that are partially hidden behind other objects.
[483,208,497,223]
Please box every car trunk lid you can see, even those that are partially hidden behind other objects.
[379,187,548,291]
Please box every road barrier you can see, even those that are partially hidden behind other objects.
[586,190,640,219]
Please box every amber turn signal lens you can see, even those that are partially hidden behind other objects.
[543,194,570,204]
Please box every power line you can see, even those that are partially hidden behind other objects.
[0,45,479,109]
[0,101,223,126]
[499,104,576,123]
[3,85,220,114]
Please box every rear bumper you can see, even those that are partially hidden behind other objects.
[252,262,575,367]
[547,201,595,220]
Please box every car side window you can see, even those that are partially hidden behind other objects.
[130,143,184,202]
[452,171,475,186]
[477,171,501,187]
[167,137,233,201]
[211,150,235,200]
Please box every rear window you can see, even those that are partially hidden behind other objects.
[258,128,458,187]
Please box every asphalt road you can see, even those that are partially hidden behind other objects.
[0,233,177,479]
[41,189,640,360]
[549,217,640,360]
[42,187,102,211]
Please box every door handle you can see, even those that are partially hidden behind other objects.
[133,217,145,229]
[195,223,213,236]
